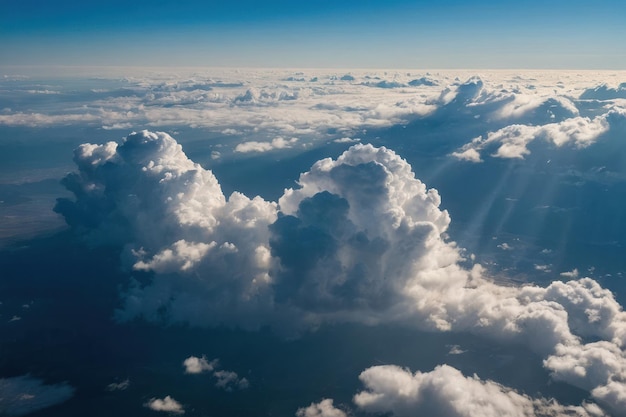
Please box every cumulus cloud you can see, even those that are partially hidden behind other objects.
[145,396,184,414]
[0,375,74,416]
[183,356,218,374]
[235,137,299,153]
[56,130,278,328]
[580,83,626,100]
[182,356,248,390]
[57,131,626,413]
[296,399,347,417]
[213,371,249,391]
[354,364,606,417]
[452,109,626,161]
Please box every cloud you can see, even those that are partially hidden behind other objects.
[55,130,278,328]
[452,109,626,161]
[182,356,248,390]
[560,268,579,278]
[333,137,359,143]
[213,371,249,391]
[353,364,606,417]
[183,356,218,374]
[296,399,347,417]
[235,137,299,153]
[144,396,184,414]
[408,77,438,86]
[56,131,626,413]
[580,83,626,100]
[0,375,74,416]
[106,379,130,391]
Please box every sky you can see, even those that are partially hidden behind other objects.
[2,0,626,69]
[3,2,626,416]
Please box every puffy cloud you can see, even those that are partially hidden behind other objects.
[272,143,459,326]
[353,364,606,417]
[0,375,74,416]
[296,399,347,417]
[183,356,218,374]
[144,396,184,414]
[182,356,248,390]
[235,137,299,153]
[580,83,626,100]
[452,109,626,161]
[56,130,278,328]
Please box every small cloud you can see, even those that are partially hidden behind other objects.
[210,151,221,160]
[183,356,218,374]
[447,345,466,355]
[8,315,21,322]
[296,399,347,417]
[235,137,298,153]
[106,379,130,391]
[213,371,249,391]
[333,137,360,144]
[144,396,184,414]
[560,268,579,278]
[497,243,513,251]
[534,264,551,273]
[451,148,482,163]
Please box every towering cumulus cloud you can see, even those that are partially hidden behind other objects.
[55,131,278,327]
[57,131,626,415]
[273,142,459,325]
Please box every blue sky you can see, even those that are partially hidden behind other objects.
[2,0,625,69]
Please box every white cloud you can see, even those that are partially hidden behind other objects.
[451,147,482,162]
[235,137,298,153]
[560,268,579,278]
[0,375,74,416]
[145,396,184,414]
[333,137,360,143]
[452,109,626,161]
[183,356,218,374]
[354,364,606,417]
[296,399,347,417]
